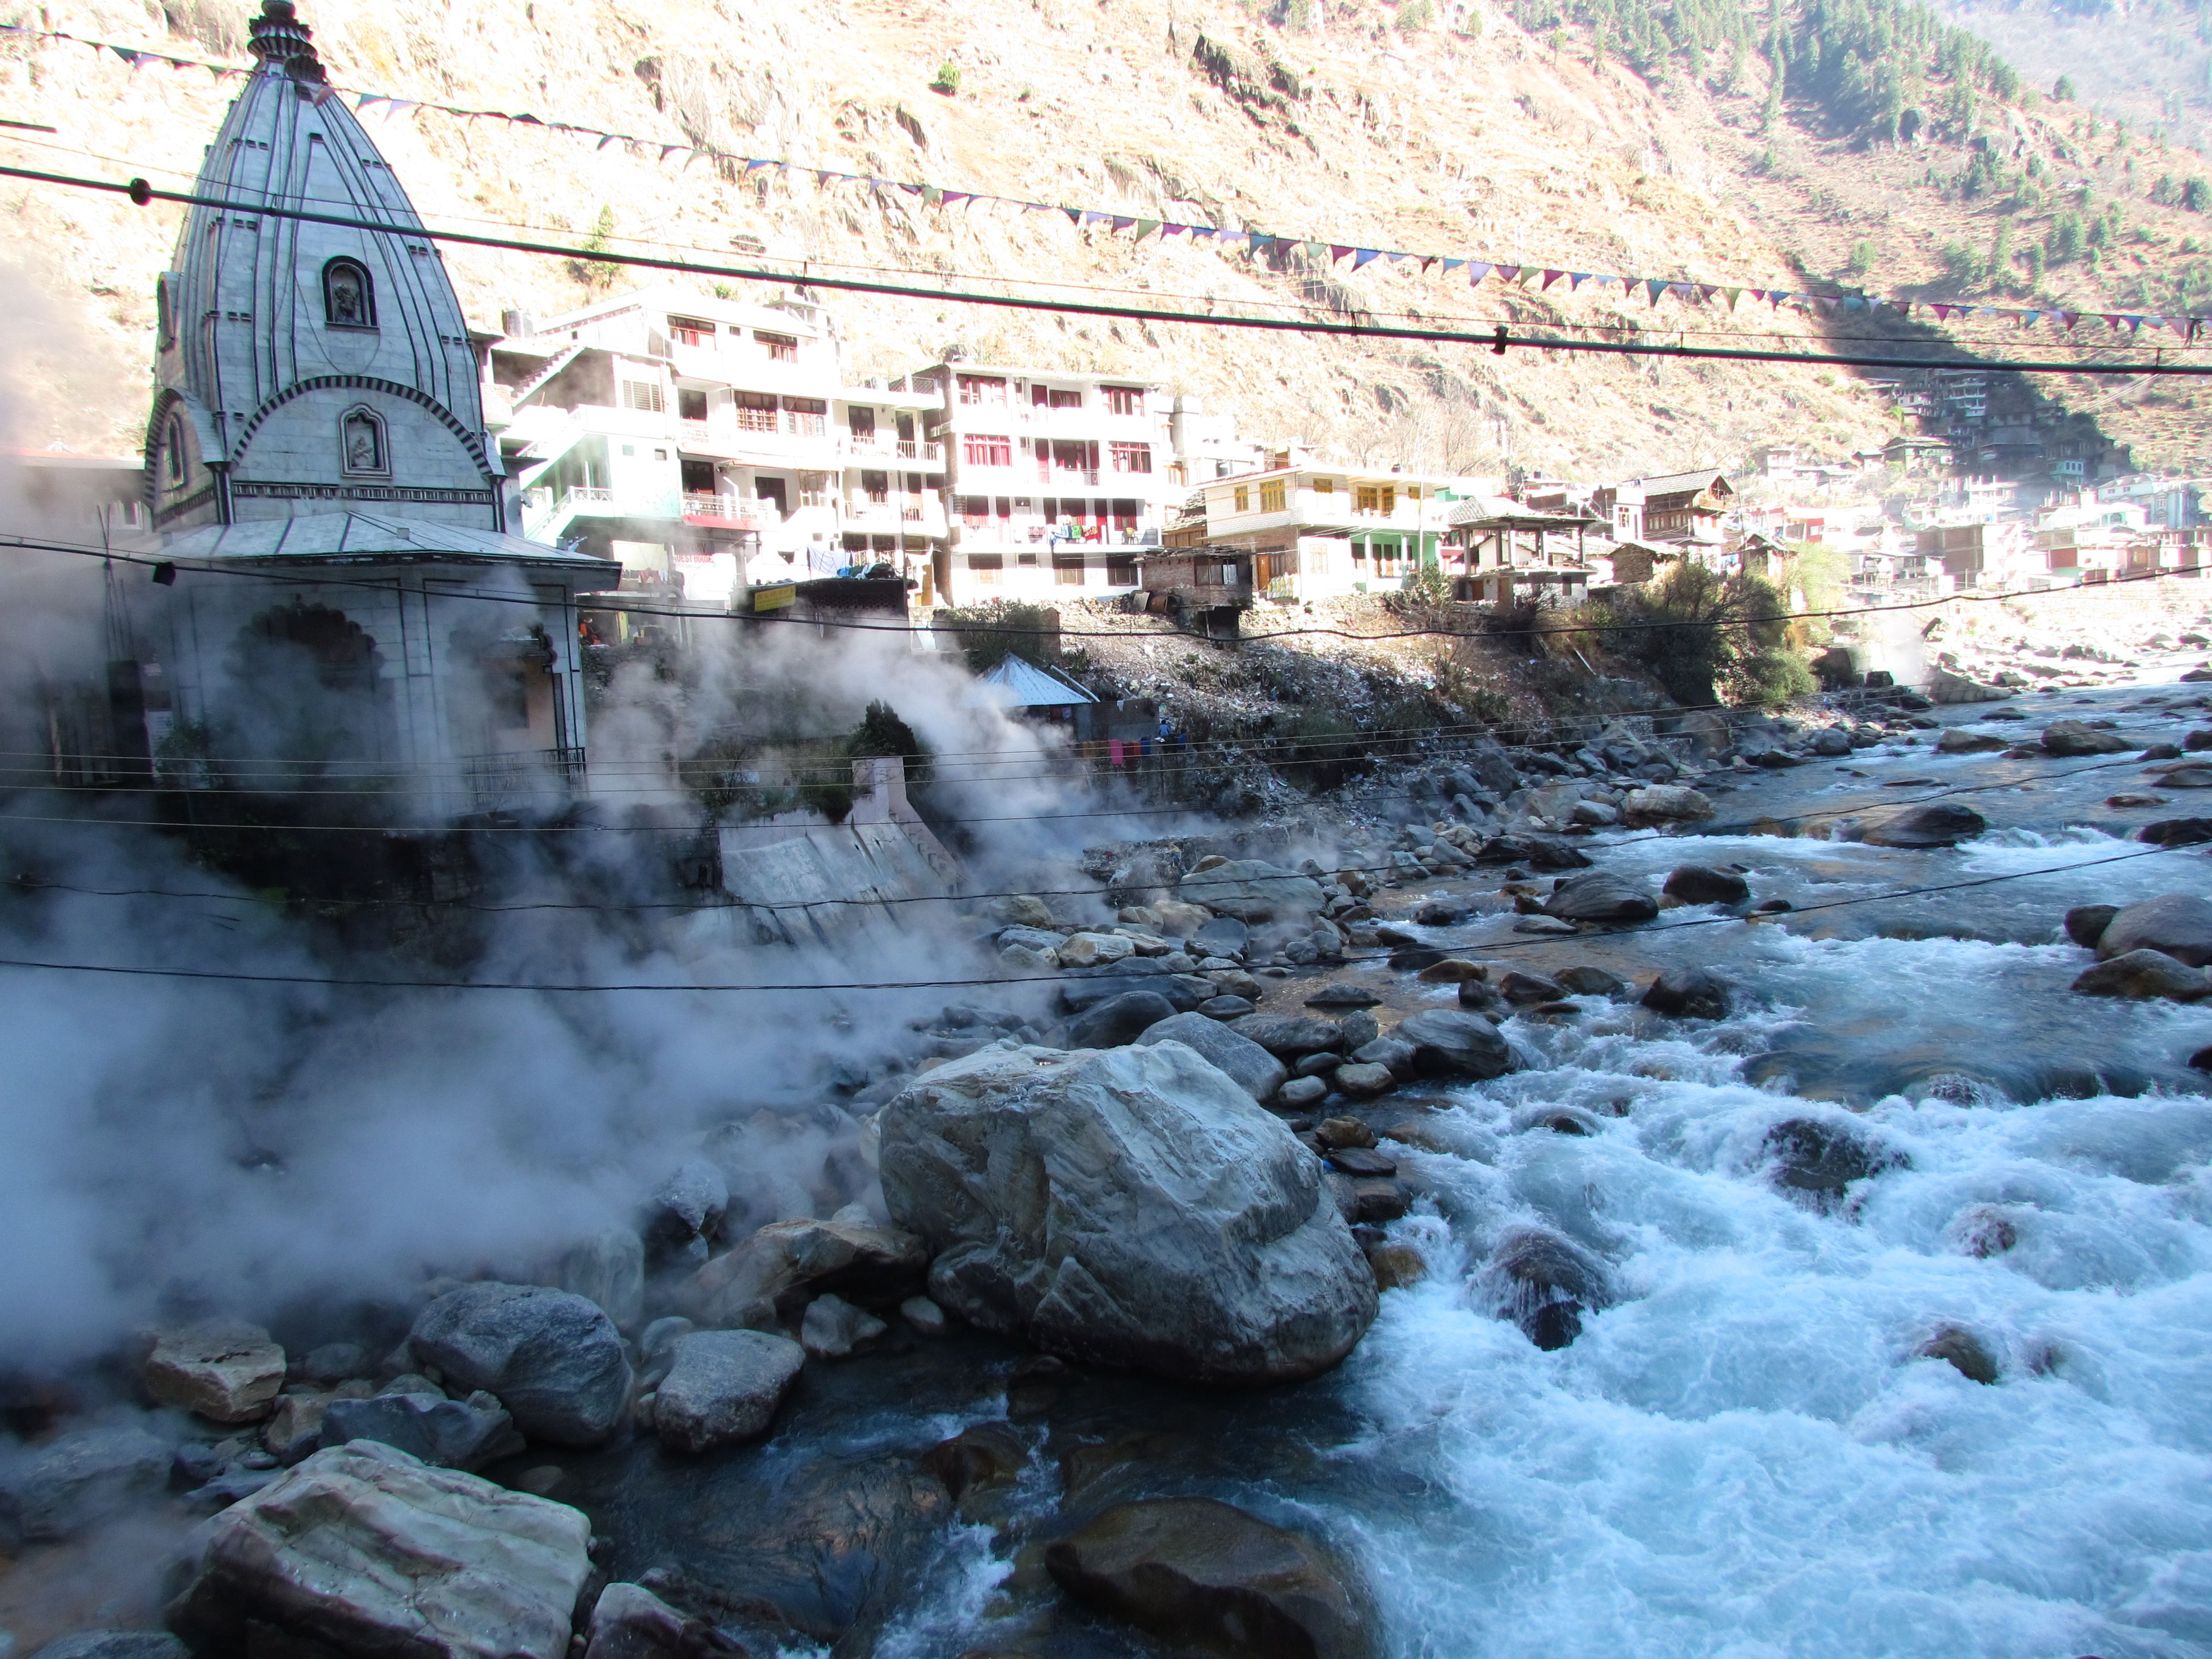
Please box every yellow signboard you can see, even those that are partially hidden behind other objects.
[752,584,797,612]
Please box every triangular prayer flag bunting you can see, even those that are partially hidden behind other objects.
[1110,215,1136,232]
[1352,247,1382,269]
[1330,244,1354,262]
[1419,256,1436,272]
[1540,269,1564,289]
[1133,219,1160,239]
[1723,286,1742,308]
[943,192,969,208]
[1496,265,1522,283]
[922,186,942,206]
[1163,222,1187,236]
[1466,262,1494,285]
[1442,258,1465,274]
[1570,272,1591,290]
[1645,278,1667,305]
[1190,225,1216,239]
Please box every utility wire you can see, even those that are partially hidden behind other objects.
[11,164,2209,377]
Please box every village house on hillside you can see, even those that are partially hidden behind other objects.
[59,0,606,811]
[485,288,950,614]
[1181,448,1461,601]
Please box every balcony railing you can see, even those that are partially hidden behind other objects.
[462,746,587,809]
[523,485,614,536]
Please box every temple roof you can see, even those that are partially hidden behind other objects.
[159,510,612,570]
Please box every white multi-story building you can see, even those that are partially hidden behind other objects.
[485,288,949,609]
[1167,395,1268,485]
[902,362,1175,606]
[1186,450,1461,600]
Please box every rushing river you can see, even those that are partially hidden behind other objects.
[550,685,2212,1659]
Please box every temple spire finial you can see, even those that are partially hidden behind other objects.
[247,0,324,82]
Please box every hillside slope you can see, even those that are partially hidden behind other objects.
[0,0,1890,474]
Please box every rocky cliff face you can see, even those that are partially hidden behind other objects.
[0,0,1959,470]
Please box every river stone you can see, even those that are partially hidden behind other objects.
[1412,898,1467,926]
[1068,990,1179,1050]
[993,895,1055,929]
[1059,931,1136,968]
[0,1424,168,1550]
[2072,948,2212,1001]
[409,1283,632,1447]
[1764,1117,1906,1209]
[263,1392,331,1463]
[1153,900,1213,939]
[1135,1012,1289,1102]
[646,1156,729,1257]
[652,1330,804,1453]
[1190,916,1250,958]
[689,1217,928,1329]
[2097,893,2212,966]
[2157,764,2212,788]
[557,1227,646,1331]
[1663,865,1751,906]
[1179,860,1327,923]
[800,1293,889,1360]
[1861,801,1988,847]
[1499,970,1566,1004]
[166,1441,593,1659]
[1229,1013,1348,1057]
[997,925,1065,955]
[1352,1036,1418,1078]
[1393,1009,1518,1079]
[1044,1497,1373,1659]
[1936,727,2007,754]
[144,1320,287,1423]
[1198,994,1256,1019]
[1415,958,1486,983]
[1278,1076,1329,1108]
[1389,945,1450,968]
[1058,964,1209,1014]
[1620,785,1715,827]
[1641,967,1732,1019]
[1918,1325,2000,1385]
[583,1581,746,1659]
[877,1043,1377,1384]
[1544,870,1660,925]
[2140,817,2212,846]
[319,1391,519,1472]
[2042,719,2134,756]
[1476,833,1593,870]
[1304,984,1380,1009]
[2064,904,2121,947]
[1487,1226,1613,1351]
[28,1637,188,1659]
[1555,964,1631,997]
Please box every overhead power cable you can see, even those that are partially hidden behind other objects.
[0,839,2185,993]
[9,164,2209,377]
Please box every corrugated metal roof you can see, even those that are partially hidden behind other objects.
[975,653,1097,706]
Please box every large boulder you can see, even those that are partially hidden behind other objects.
[0,1424,168,1550]
[2063,903,2121,947]
[2042,719,2133,757]
[1392,1010,1518,1079]
[1861,802,1987,847]
[583,1583,748,1659]
[877,1043,1376,1384]
[652,1330,805,1453]
[689,1217,927,1329]
[1044,1497,1372,1659]
[1068,990,1179,1050]
[1484,1227,1614,1351]
[317,1392,520,1472]
[1178,861,1327,923]
[2072,949,2211,1001]
[1190,916,1250,958]
[1936,728,2008,755]
[1620,785,1714,827]
[2097,894,2212,966]
[1135,1012,1289,1102]
[1663,865,1751,906]
[408,1284,632,1447]
[1228,1012,1347,1058]
[1763,1117,1906,1210]
[165,1441,593,1659]
[143,1320,286,1423]
[1543,870,1659,926]
[1475,833,1592,870]
[1641,967,1732,1019]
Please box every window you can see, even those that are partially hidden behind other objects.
[156,274,175,350]
[958,374,1008,406]
[964,433,1013,467]
[1406,486,1421,501]
[668,315,715,348]
[676,388,708,422]
[1103,386,1143,416]
[862,470,889,504]
[1232,485,1249,513]
[1313,477,1334,494]
[959,495,992,525]
[621,378,665,413]
[1110,442,1153,475]
[757,331,798,361]
[339,406,388,476]
[322,258,375,328]
[782,396,826,435]
[848,406,877,439]
[1355,484,1396,515]
[1259,480,1286,513]
[736,390,778,432]
[1048,388,1082,409]
[1107,556,1139,585]
[1054,557,1088,586]
[165,414,186,484]
[967,553,1003,585]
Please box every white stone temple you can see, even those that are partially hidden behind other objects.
[131,0,609,814]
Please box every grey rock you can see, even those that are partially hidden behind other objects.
[1229,1013,1349,1057]
[1068,990,1180,1050]
[2042,719,2134,756]
[1620,785,1715,827]
[1918,1325,2000,1386]
[688,1217,927,1329]
[1292,1052,1342,1079]
[1190,916,1250,958]
[409,1283,633,1448]
[379,1373,445,1398]
[653,1330,805,1452]
[1862,803,1988,847]
[1332,1063,1395,1098]
[143,1320,286,1423]
[1179,861,1327,923]
[639,1316,693,1365]
[1555,964,1631,997]
[1512,914,1578,935]
[0,1425,168,1550]
[584,1582,749,1659]
[2097,893,2212,966]
[1764,1117,1907,1211]
[1641,967,1732,1019]
[1499,970,1567,1004]
[1663,865,1751,906]
[1808,727,1853,757]
[1135,1012,1289,1102]
[1304,984,1380,1008]
[2063,903,2121,947]
[1476,833,1593,870]
[295,1342,368,1386]
[28,1635,188,1659]
[2072,948,2211,1001]
[319,1391,519,1472]
[1936,727,2008,755]
[1336,1010,1380,1049]
[261,1392,331,1464]
[878,1043,1376,1385]
[1198,994,1256,1019]
[1484,1227,1613,1350]
[2139,817,2212,847]
[997,925,1065,954]
[1412,898,1466,926]
[1544,870,1659,926]
[1278,1076,1329,1108]
[800,1294,888,1361]
[1393,1009,1518,1079]
[165,1441,592,1659]
[1045,1497,1373,1659]
[1351,1036,1418,1078]
[901,1295,950,1337]
[646,1156,729,1256]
